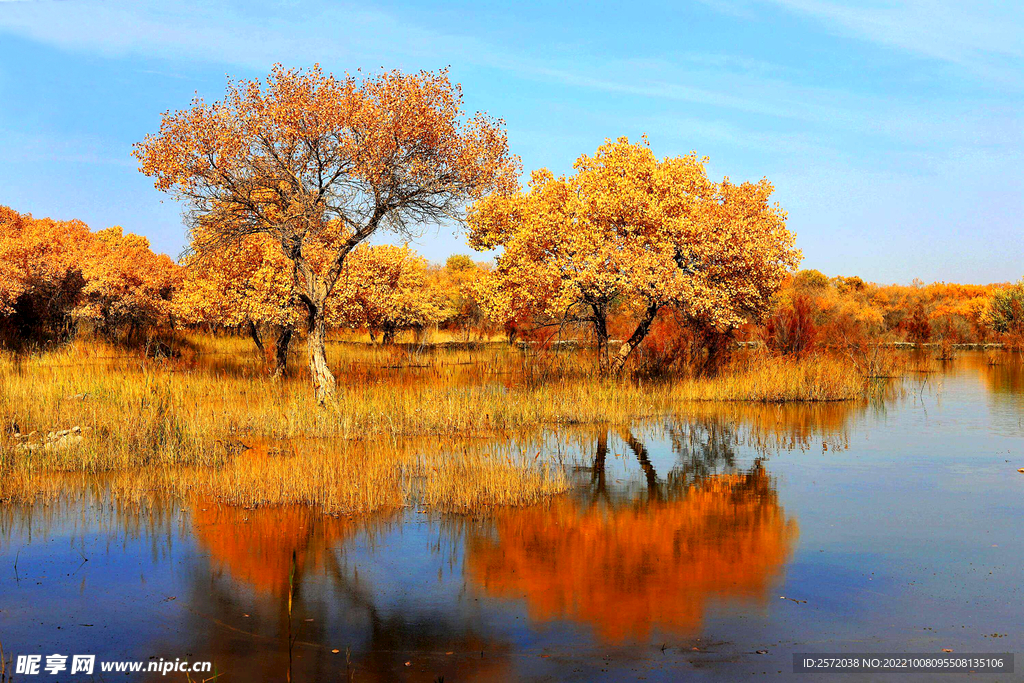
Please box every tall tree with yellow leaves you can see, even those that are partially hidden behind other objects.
[468,137,799,373]
[135,65,517,402]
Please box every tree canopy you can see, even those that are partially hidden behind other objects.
[467,137,800,372]
[135,65,517,401]
[0,206,180,346]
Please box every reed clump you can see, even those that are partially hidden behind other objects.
[420,450,569,511]
[162,441,409,515]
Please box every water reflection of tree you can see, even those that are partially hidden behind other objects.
[182,503,512,683]
[974,352,1024,397]
[466,427,799,644]
[665,420,739,485]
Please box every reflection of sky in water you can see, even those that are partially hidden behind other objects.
[1,351,1023,681]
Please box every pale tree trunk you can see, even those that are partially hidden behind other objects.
[306,304,335,403]
[290,243,338,404]
[287,219,378,403]
[611,304,660,374]
[620,427,659,500]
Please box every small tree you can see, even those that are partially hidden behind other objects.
[792,269,830,291]
[135,65,516,402]
[329,244,449,344]
[174,230,301,375]
[435,254,491,341]
[989,280,1024,335]
[763,294,818,356]
[904,302,931,345]
[0,207,93,345]
[76,227,182,340]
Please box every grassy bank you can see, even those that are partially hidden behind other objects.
[0,334,882,514]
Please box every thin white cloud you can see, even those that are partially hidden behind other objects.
[767,0,1023,61]
[0,0,1017,180]
[0,0,877,126]
[706,0,1023,82]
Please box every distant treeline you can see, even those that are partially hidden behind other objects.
[2,204,1022,369]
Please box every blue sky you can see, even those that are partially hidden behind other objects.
[0,0,1020,283]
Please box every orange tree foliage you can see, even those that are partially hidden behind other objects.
[0,206,179,345]
[176,235,448,352]
[175,233,300,332]
[328,244,450,343]
[465,464,797,643]
[174,226,302,374]
[467,137,800,373]
[431,254,493,341]
[765,273,1010,348]
[134,65,517,402]
[191,502,358,596]
[761,293,818,356]
[76,227,181,335]
[0,206,92,342]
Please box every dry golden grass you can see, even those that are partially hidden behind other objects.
[164,441,409,514]
[0,334,885,513]
[420,450,568,511]
[0,439,566,516]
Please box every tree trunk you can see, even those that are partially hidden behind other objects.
[381,324,396,346]
[611,303,660,374]
[306,305,335,403]
[247,320,265,353]
[592,306,610,375]
[591,429,608,500]
[621,428,659,499]
[270,325,293,378]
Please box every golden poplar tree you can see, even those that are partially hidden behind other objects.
[135,65,517,401]
[468,137,800,373]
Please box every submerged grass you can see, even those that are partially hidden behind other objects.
[0,335,881,514]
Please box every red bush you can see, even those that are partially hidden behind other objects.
[762,295,818,356]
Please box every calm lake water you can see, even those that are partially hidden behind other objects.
[2,352,1022,681]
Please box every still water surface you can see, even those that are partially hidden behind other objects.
[2,352,1022,681]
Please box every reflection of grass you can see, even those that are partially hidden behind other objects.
[167,441,409,514]
[1,336,875,512]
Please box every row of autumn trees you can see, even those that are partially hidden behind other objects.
[130,65,803,400]
[0,206,180,345]
[5,202,1018,354]
[0,204,491,359]
[5,65,1022,400]
[757,269,1024,357]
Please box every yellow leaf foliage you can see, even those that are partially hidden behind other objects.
[0,206,180,337]
[467,137,801,330]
